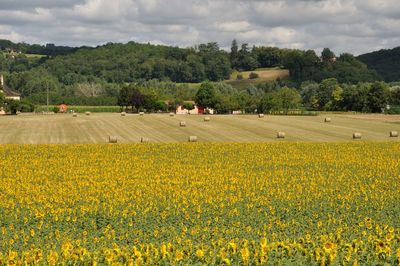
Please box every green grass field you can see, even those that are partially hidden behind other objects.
[0,113,399,144]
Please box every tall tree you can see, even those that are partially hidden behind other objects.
[117,85,131,109]
[275,87,301,113]
[300,81,319,109]
[257,92,280,113]
[195,82,218,108]
[230,39,239,69]
[317,78,339,110]
[130,87,145,112]
[236,43,258,71]
[321,48,336,63]
[367,81,389,113]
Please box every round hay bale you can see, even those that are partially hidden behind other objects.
[169,112,175,117]
[72,113,78,117]
[188,136,197,142]
[258,114,265,118]
[139,112,144,116]
[324,117,331,122]
[204,116,210,122]
[277,132,285,139]
[353,132,362,139]
[108,136,117,143]
[180,121,186,127]
[390,131,398,137]
[140,137,149,143]
[121,112,126,116]
[85,111,91,116]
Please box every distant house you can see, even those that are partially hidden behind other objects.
[176,101,198,115]
[319,56,337,63]
[176,101,214,115]
[59,104,68,113]
[0,75,20,101]
[232,110,244,115]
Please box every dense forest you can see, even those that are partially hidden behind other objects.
[0,39,399,113]
[357,47,400,82]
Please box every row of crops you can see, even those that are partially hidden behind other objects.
[0,142,399,265]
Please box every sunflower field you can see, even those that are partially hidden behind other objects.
[0,142,399,265]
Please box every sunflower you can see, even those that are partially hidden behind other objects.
[196,249,204,259]
[46,251,58,266]
[174,250,183,262]
[323,242,336,254]
[240,247,250,263]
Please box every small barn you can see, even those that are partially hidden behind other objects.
[59,104,68,113]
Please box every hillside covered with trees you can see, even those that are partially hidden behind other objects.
[0,39,398,114]
[357,47,400,82]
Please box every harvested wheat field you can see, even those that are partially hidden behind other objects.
[0,113,399,144]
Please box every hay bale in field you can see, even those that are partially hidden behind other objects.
[85,111,91,116]
[180,121,186,127]
[390,131,398,137]
[204,116,210,122]
[258,114,264,118]
[72,113,77,117]
[139,112,144,116]
[353,132,362,139]
[140,137,149,143]
[324,117,331,122]
[121,112,126,116]
[108,136,117,143]
[188,136,197,142]
[277,132,285,138]
[169,112,175,117]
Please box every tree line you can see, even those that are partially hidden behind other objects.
[117,79,400,114]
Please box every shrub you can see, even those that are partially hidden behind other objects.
[19,99,35,112]
[4,99,20,114]
[236,74,243,80]
[386,106,400,114]
[249,72,259,79]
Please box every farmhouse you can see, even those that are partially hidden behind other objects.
[232,110,244,115]
[0,75,21,101]
[176,101,214,115]
[58,104,68,113]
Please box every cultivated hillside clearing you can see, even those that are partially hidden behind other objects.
[0,113,398,144]
[226,68,290,89]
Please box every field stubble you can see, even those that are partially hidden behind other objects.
[0,113,399,144]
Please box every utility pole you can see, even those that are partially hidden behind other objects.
[46,81,49,113]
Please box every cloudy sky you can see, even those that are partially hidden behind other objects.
[0,0,399,55]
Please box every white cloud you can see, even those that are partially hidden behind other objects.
[214,21,251,32]
[0,0,398,54]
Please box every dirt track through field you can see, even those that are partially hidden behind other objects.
[0,113,399,144]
